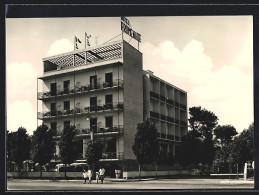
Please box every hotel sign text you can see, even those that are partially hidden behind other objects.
[121,17,141,42]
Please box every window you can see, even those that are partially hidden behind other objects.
[105,72,113,87]
[51,122,57,131]
[50,83,57,96]
[105,116,113,128]
[63,80,70,94]
[64,121,70,127]
[90,75,97,89]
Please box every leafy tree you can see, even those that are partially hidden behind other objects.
[85,139,103,177]
[189,106,218,140]
[178,130,203,167]
[132,118,159,180]
[231,122,254,165]
[10,127,31,176]
[7,131,17,171]
[31,124,55,178]
[214,125,238,146]
[59,125,78,178]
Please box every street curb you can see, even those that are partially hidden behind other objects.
[219,180,254,184]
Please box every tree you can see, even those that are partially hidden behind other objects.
[7,131,17,171]
[10,127,31,176]
[85,139,103,177]
[132,118,159,180]
[214,125,238,146]
[231,122,254,166]
[31,124,56,178]
[189,106,218,140]
[178,130,203,167]
[188,106,218,167]
[59,125,78,178]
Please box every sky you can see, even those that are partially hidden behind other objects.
[6,16,253,135]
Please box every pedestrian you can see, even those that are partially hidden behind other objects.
[82,170,88,184]
[96,171,99,184]
[87,168,92,184]
[99,166,105,184]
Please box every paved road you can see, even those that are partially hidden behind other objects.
[7,178,254,191]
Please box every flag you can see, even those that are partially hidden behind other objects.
[74,36,82,50]
[85,33,91,47]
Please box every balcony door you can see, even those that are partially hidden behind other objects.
[90,96,97,111]
[90,117,97,133]
[50,103,56,116]
[50,83,56,96]
[63,80,70,94]
[105,72,113,87]
[90,75,97,89]
[105,116,113,130]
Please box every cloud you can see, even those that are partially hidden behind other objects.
[47,39,74,56]
[7,100,36,135]
[7,62,38,104]
[142,39,253,133]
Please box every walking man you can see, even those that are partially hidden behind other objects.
[99,166,105,184]
[87,168,92,184]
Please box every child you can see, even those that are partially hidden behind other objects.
[82,170,88,184]
[96,171,99,184]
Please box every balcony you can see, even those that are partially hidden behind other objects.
[56,125,123,137]
[37,102,124,120]
[38,79,123,100]
[175,119,179,124]
[150,111,160,119]
[150,91,159,100]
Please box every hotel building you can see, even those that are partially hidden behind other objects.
[37,40,187,177]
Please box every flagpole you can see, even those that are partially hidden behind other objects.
[85,33,86,49]
[74,36,76,51]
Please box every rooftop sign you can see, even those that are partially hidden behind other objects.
[121,17,141,42]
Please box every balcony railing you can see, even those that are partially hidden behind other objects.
[160,95,166,102]
[150,91,160,100]
[38,79,123,100]
[160,114,166,121]
[180,120,187,126]
[150,111,160,119]
[161,133,166,139]
[175,136,180,141]
[37,102,123,119]
[175,101,180,107]
[101,152,124,160]
[167,134,174,140]
[56,125,124,136]
[180,104,186,110]
[175,119,179,124]
[167,116,174,123]
[166,98,174,106]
